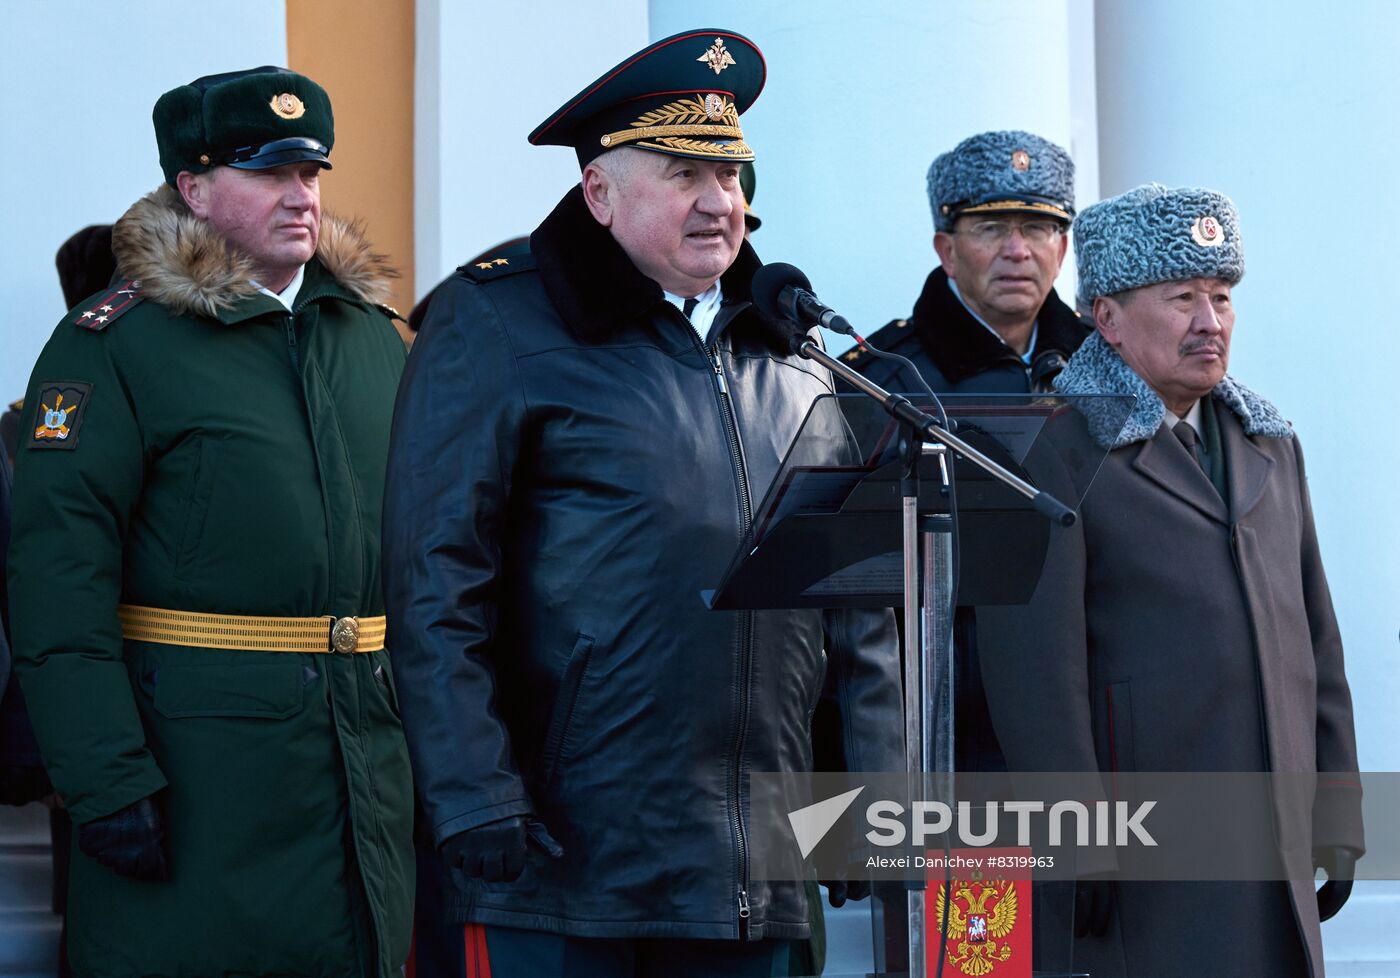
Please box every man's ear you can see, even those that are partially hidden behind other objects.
[1094,295,1122,347]
[176,171,210,219]
[581,164,613,227]
[933,231,956,278]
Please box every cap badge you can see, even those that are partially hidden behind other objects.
[1191,215,1223,247]
[1011,149,1031,171]
[704,93,726,121]
[270,92,306,120]
[698,37,737,75]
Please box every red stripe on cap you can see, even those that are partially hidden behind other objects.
[621,87,738,101]
[531,31,766,143]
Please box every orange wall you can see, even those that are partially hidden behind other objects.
[287,0,414,326]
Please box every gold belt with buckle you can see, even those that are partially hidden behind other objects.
[116,604,386,654]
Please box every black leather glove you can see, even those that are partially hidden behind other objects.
[77,796,169,881]
[1073,877,1113,938]
[1315,846,1359,922]
[823,878,872,908]
[440,816,563,884]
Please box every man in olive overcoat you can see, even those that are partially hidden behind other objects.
[7,67,413,977]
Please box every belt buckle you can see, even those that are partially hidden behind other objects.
[330,616,360,654]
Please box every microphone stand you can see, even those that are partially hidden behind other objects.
[793,336,1075,978]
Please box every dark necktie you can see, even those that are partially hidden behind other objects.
[1173,420,1207,473]
[683,297,698,320]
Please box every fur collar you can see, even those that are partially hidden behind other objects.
[910,267,1089,384]
[1054,331,1293,449]
[111,183,396,319]
[528,185,793,351]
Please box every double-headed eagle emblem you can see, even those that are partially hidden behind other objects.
[934,877,1019,976]
[698,37,736,75]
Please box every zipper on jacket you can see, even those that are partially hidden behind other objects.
[283,314,300,372]
[282,287,344,374]
[685,316,757,936]
[713,358,729,394]
[703,343,752,532]
[708,336,759,936]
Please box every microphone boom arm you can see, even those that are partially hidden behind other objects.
[797,339,1076,527]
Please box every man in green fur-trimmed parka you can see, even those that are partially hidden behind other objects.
[7,66,413,977]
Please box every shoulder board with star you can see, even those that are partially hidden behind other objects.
[839,318,913,368]
[456,251,537,283]
[71,278,144,332]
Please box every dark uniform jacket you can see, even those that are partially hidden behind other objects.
[0,451,9,696]
[383,186,903,942]
[8,184,414,978]
[843,266,1088,395]
[845,266,1090,773]
[980,334,1364,978]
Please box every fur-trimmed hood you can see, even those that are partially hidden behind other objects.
[1054,331,1292,449]
[111,183,396,319]
[528,185,796,352]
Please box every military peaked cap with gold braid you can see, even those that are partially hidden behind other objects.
[529,29,765,167]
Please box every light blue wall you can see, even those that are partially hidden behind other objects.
[0,1,287,402]
[414,0,649,298]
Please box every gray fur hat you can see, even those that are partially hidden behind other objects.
[1074,182,1244,305]
[927,130,1075,232]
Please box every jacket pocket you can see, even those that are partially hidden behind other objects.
[536,632,595,788]
[1105,680,1135,773]
[153,657,307,720]
[175,439,217,572]
[372,658,401,718]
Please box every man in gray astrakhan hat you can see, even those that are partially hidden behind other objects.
[978,183,1363,977]
[846,130,1089,397]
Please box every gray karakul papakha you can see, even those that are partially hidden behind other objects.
[927,129,1076,231]
[1074,182,1245,305]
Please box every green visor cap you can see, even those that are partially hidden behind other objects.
[154,66,334,185]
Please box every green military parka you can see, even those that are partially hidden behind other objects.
[8,184,414,978]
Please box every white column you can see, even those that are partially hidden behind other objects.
[0,0,287,401]
[649,1,1088,338]
[1096,2,1400,969]
[414,0,649,303]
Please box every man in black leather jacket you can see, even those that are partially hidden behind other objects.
[383,29,902,978]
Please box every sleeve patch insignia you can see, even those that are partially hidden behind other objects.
[29,381,93,450]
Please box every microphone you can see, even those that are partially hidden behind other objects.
[751,263,857,338]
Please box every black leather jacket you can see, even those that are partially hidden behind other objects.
[383,187,902,941]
